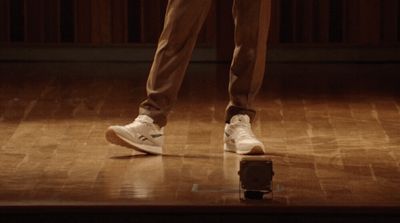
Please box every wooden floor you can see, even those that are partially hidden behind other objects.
[0,62,400,219]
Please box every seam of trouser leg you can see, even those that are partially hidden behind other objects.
[145,0,212,106]
[140,0,213,127]
[248,0,264,105]
[227,0,269,123]
[245,0,269,111]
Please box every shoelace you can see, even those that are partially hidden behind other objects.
[232,122,256,140]
[126,121,140,128]
[126,116,149,128]
[127,116,162,131]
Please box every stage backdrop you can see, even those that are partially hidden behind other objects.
[0,0,399,61]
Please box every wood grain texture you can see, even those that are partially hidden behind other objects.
[0,62,399,206]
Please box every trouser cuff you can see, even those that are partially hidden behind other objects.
[139,106,167,127]
[225,105,256,124]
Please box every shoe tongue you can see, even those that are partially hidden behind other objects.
[230,114,250,124]
[137,115,154,123]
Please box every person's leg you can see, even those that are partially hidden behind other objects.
[106,0,212,154]
[139,0,213,127]
[225,0,272,123]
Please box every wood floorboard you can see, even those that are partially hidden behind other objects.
[0,62,399,221]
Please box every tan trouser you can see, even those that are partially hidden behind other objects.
[139,0,271,127]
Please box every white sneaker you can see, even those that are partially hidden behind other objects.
[105,115,164,155]
[224,114,265,155]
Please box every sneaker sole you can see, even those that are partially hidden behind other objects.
[105,128,137,149]
[224,143,265,155]
[105,127,162,155]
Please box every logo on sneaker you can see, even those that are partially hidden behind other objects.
[138,135,148,141]
[150,134,163,138]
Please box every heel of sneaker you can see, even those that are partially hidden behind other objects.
[224,142,265,155]
[224,142,236,153]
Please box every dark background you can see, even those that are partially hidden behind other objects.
[0,0,399,62]
[0,2,400,223]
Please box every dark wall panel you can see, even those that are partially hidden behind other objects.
[10,0,24,42]
[112,0,128,43]
[329,0,343,42]
[344,0,360,43]
[269,0,281,43]
[0,0,399,47]
[0,0,10,42]
[315,0,330,43]
[359,0,381,44]
[127,0,141,42]
[398,0,400,41]
[280,0,294,43]
[216,0,234,61]
[381,0,399,42]
[25,0,45,42]
[91,0,112,44]
[43,0,60,42]
[60,0,74,42]
[75,0,92,43]
[140,0,166,43]
[296,0,314,42]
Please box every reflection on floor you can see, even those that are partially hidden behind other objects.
[0,62,399,209]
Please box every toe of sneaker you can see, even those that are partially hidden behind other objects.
[237,142,265,154]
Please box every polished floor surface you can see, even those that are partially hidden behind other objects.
[0,62,399,208]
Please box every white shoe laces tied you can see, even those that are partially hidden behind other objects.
[231,121,256,140]
[126,116,151,128]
